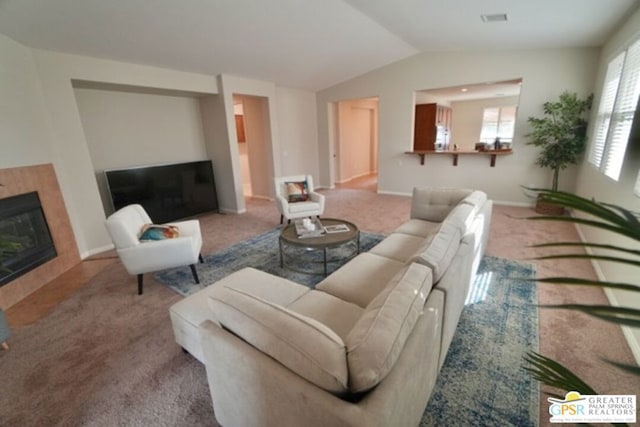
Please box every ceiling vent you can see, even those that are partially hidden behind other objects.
[481,13,508,23]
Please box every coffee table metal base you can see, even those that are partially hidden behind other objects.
[279,219,360,277]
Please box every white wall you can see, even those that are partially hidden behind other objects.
[574,7,640,361]
[317,48,599,203]
[31,49,219,256]
[0,35,55,169]
[0,36,323,256]
[199,90,236,214]
[450,96,520,151]
[73,88,208,214]
[275,87,320,181]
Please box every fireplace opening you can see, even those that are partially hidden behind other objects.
[0,192,57,286]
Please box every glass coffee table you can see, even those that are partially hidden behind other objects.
[279,218,360,276]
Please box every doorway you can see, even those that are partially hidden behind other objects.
[334,97,379,191]
[233,94,271,201]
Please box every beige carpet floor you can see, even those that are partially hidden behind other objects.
[0,186,638,426]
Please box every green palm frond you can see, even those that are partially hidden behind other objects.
[529,277,640,293]
[539,304,640,327]
[535,253,640,268]
[607,360,640,376]
[526,189,640,240]
[521,189,639,423]
[532,242,640,258]
[523,351,598,395]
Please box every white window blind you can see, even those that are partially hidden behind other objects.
[479,106,517,143]
[589,38,640,181]
[588,52,624,167]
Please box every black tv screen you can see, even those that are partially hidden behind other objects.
[105,160,218,224]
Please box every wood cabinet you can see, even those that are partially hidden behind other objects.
[235,114,246,143]
[413,103,452,151]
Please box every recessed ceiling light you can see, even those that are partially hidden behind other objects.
[461,88,468,92]
[481,13,508,23]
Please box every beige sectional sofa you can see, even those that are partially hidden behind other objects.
[169,187,492,427]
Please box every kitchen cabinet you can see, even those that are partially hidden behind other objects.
[413,103,452,151]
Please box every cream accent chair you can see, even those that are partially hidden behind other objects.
[274,174,325,224]
[105,204,203,295]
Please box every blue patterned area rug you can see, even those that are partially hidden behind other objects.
[156,231,538,426]
[155,227,385,296]
[421,255,539,427]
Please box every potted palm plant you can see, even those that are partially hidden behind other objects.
[526,91,593,214]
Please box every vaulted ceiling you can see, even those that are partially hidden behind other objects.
[0,0,637,91]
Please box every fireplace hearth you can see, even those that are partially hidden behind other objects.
[0,192,57,286]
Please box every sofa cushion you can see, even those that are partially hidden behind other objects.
[208,286,349,393]
[287,290,364,341]
[316,253,405,308]
[393,218,440,238]
[288,200,322,214]
[410,187,472,222]
[169,267,310,363]
[369,233,426,263]
[345,263,433,393]
[411,221,461,283]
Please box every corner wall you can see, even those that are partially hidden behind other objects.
[317,48,599,203]
[31,49,219,257]
[275,87,320,180]
[574,6,640,361]
[73,87,210,216]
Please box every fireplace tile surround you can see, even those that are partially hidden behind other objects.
[0,164,80,309]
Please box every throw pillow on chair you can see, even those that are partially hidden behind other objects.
[286,181,309,202]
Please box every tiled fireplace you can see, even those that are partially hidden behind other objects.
[0,164,80,309]
[0,192,57,286]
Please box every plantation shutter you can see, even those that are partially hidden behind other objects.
[497,106,517,141]
[603,39,640,180]
[588,52,625,167]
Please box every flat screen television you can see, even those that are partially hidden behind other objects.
[105,160,218,224]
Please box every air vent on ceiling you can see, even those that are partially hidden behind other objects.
[481,13,508,23]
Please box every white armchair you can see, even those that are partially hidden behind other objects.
[105,204,203,295]
[274,174,325,224]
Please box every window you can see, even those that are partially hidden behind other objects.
[588,38,640,181]
[479,106,517,144]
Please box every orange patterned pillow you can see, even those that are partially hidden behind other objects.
[139,224,180,241]
[286,181,309,202]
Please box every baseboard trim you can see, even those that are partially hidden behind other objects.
[376,189,411,197]
[81,243,114,259]
[493,200,534,208]
[220,207,246,215]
